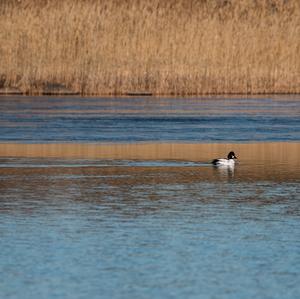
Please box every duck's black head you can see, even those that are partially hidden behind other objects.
[227,151,237,159]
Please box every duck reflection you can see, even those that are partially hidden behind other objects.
[213,164,235,179]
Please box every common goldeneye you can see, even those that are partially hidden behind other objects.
[212,151,238,166]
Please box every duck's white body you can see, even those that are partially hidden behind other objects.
[212,151,238,166]
[212,158,236,166]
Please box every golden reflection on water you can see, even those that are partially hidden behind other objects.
[0,143,299,212]
[0,142,299,165]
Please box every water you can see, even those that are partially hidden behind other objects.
[0,158,299,299]
[0,95,299,142]
[0,95,300,299]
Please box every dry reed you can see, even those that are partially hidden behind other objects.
[0,0,299,95]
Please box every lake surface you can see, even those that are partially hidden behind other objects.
[0,95,299,142]
[0,95,299,299]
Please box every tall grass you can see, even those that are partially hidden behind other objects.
[0,0,299,95]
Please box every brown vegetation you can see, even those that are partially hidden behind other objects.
[0,0,299,95]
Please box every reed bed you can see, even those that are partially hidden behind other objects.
[0,0,299,95]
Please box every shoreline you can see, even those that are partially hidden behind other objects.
[1,91,300,97]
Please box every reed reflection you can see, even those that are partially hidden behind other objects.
[0,142,299,164]
[0,159,299,219]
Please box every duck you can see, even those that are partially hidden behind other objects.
[212,151,238,166]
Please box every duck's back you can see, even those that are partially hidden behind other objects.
[212,158,234,166]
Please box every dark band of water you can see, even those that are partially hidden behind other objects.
[0,95,299,142]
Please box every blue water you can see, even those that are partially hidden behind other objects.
[0,158,299,299]
[0,96,300,299]
[0,95,299,142]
